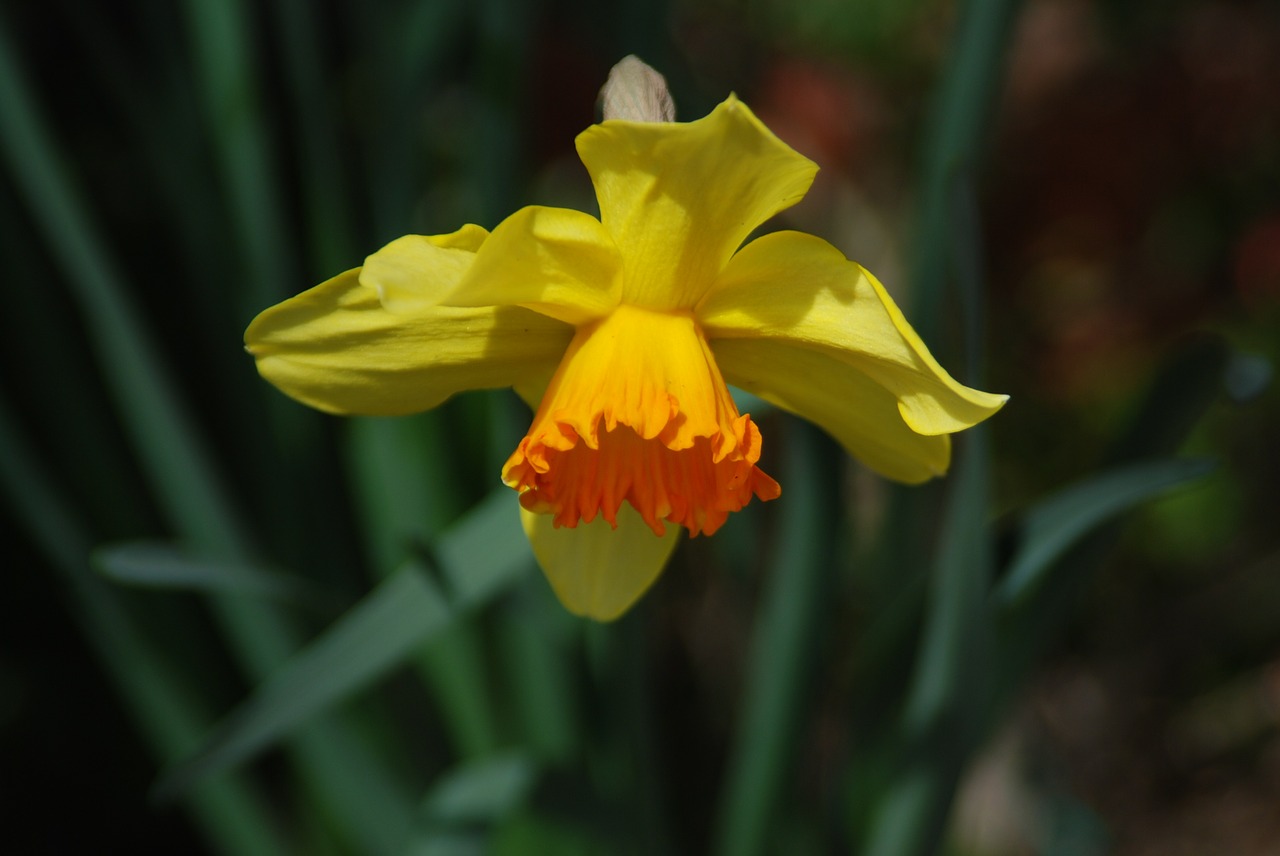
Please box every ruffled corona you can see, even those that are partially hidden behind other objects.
[502,305,780,537]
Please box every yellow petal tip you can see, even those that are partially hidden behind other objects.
[523,504,681,622]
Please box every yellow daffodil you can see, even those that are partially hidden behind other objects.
[245,59,1006,621]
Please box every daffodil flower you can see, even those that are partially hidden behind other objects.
[245,61,1006,621]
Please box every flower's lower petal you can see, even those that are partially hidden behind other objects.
[577,96,817,311]
[698,231,1007,436]
[712,337,951,483]
[522,502,680,621]
[245,268,572,416]
[443,206,622,325]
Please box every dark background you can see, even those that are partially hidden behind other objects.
[2,0,1278,853]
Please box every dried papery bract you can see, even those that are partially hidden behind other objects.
[600,55,675,123]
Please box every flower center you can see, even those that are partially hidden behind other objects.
[502,304,780,536]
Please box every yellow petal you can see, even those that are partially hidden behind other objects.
[442,206,622,325]
[245,268,572,416]
[697,231,1007,436]
[712,337,951,483]
[576,95,817,310]
[427,222,489,252]
[522,502,681,621]
[361,225,490,312]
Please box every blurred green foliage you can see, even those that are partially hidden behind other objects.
[2,0,1277,854]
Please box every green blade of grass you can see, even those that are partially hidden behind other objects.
[987,341,1235,718]
[153,562,449,802]
[713,422,838,856]
[181,0,293,316]
[0,396,287,856]
[347,413,505,758]
[94,540,341,612]
[907,0,1022,342]
[579,605,675,853]
[420,752,538,824]
[269,0,357,274]
[0,8,251,560]
[904,437,993,731]
[355,0,470,236]
[996,458,1216,607]
[153,488,534,799]
[860,155,1003,855]
[435,488,536,607]
[402,754,539,856]
[0,15,420,853]
[493,593,580,765]
[898,166,998,736]
[860,432,992,856]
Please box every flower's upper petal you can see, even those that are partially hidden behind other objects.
[245,267,572,416]
[697,231,1008,436]
[576,96,817,310]
[362,225,489,312]
[441,206,622,325]
[713,338,951,483]
[522,502,680,621]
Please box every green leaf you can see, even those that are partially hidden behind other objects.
[0,0,250,558]
[858,147,1002,856]
[402,755,540,856]
[906,0,1021,342]
[404,832,489,856]
[713,423,836,856]
[861,428,995,856]
[421,753,538,824]
[181,0,293,318]
[0,396,289,856]
[995,458,1215,608]
[435,488,534,607]
[94,541,338,611]
[152,563,447,801]
[347,414,503,759]
[0,13,422,851]
[152,488,534,800]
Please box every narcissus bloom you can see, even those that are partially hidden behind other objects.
[246,72,1005,621]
